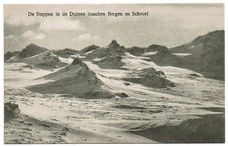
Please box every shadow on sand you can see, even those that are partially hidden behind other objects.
[130,114,225,143]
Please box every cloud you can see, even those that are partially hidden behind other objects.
[22,30,35,38]
[6,16,40,26]
[35,33,46,40]
[77,33,99,40]
[39,18,84,31]
[22,30,46,40]
[5,35,14,39]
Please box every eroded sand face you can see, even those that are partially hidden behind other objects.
[4,58,224,143]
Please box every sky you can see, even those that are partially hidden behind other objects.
[4,4,224,52]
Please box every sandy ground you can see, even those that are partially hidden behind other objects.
[4,55,224,143]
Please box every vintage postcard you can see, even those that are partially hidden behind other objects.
[4,4,224,144]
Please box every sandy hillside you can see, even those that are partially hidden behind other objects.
[4,52,224,143]
[4,34,225,143]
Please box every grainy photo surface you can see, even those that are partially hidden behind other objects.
[4,4,224,144]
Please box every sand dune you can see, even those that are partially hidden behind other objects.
[4,32,225,143]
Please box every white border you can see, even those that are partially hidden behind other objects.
[0,0,227,146]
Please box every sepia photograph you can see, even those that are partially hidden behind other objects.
[4,3,225,144]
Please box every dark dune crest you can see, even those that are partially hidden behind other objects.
[123,68,174,88]
[149,30,224,80]
[19,44,48,58]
